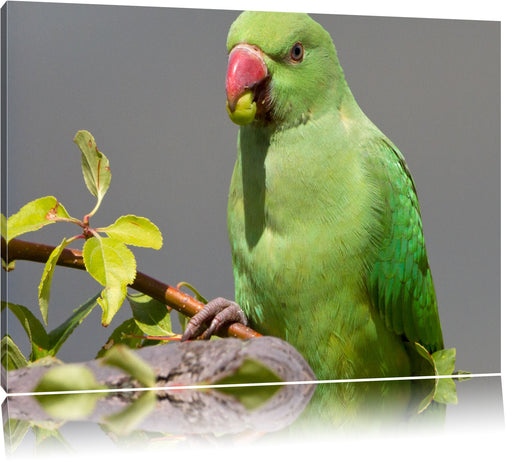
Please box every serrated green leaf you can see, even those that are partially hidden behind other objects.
[1,302,49,360]
[127,293,174,338]
[83,236,136,326]
[48,293,99,356]
[1,335,28,371]
[74,130,111,217]
[38,237,70,325]
[34,365,105,419]
[6,196,70,242]
[103,391,156,436]
[101,215,162,249]
[432,348,456,376]
[96,318,146,358]
[83,237,136,286]
[433,378,458,404]
[213,358,283,411]
[4,419,31,454]
[101,344,155,388]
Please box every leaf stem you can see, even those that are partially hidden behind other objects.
[2,237,261,340]
[86,197,103,222]
[52,216,83,226]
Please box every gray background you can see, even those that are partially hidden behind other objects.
[2,2,500,375]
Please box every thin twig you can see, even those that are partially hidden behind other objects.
[1,237,261,340]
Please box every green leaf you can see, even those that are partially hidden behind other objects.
[127,293,174,338]
[433,377,458,405]
[1,302,49,360]
[103,391,156,435]
[213,358,283,411]
[96,318,146,358]
[100,215,162,249]
[432,348,456,376]
[1,212,7,239]
[83,236,136,326]
[101,344,156,388]
[3,419,31,454]
[47,293,99,356]
[34,364,103,392]
[6,196,70,242]
[74,130,111,217]
[34,365,106,419]
[38,237,70,325]
[1,335,28,371]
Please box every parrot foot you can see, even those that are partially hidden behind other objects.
[181,297,248,341]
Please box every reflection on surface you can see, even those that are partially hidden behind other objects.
[2,375,504,456]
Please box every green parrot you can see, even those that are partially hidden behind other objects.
[183,11,444,381]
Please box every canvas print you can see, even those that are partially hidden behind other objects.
[0,1,503,454]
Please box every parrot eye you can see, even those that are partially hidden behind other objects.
[290,42,304,63]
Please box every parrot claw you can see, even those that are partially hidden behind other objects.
[181,297,248,341]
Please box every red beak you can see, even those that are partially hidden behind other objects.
[226,44,268,113]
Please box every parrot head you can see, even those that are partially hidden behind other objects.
[225,11,345,127]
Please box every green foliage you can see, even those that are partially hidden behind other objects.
[1,302,50,361]
[1,335,29,371]
[6,196,71,243]
[102,391,157,436]
[1,212,6,239]
[34,365,106,419]
[83,236,137,326]
[101,344,156,388]
[100,215,163,249]
[96,318,147,358]
[1,295,99,363]
[128,293,174,338]
[2,130,171,367]
[213,358,283,410]
[407,342,459,412]
[3,419,31,454]
[74,130,111,217]
[46,294,99,355]
[38,237,71,325]
[30,345,155,424]
[432,348,456,376]
[32,424,72,452]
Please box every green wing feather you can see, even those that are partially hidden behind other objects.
[367,138,443,353]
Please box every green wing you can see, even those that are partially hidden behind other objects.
[367,138,443,353]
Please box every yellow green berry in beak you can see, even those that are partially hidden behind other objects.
[226,90,257,125]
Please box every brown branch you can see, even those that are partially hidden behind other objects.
[1,237,261,340]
